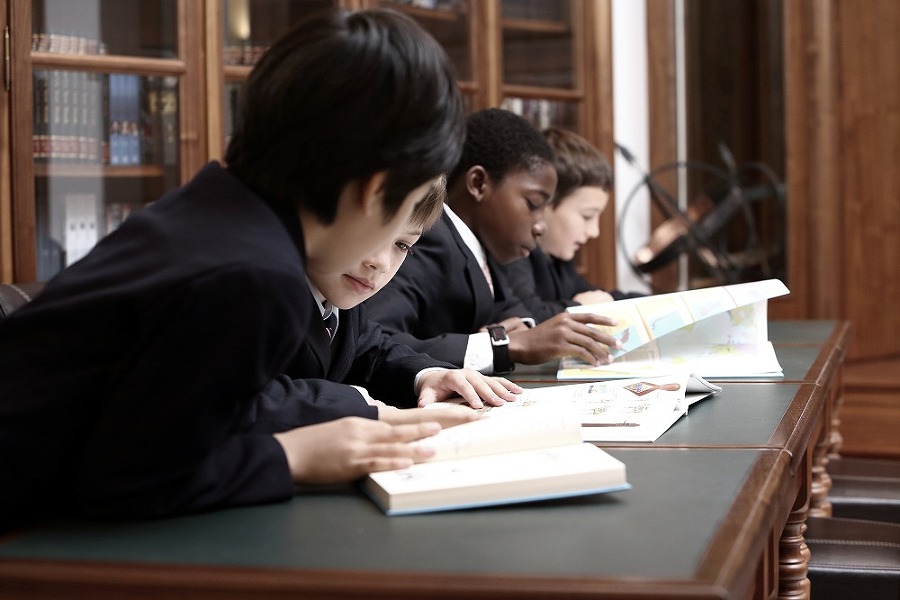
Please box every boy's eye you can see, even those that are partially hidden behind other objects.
[524,197,549,212]
[395,241,413,254]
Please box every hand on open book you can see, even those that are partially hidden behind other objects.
[573,289,615,305]
[377,403,480,429]
[273,417,445,484]
[509,311,622,366]
[416,367,522,408]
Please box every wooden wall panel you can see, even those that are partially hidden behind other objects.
[645,0,680,294]
[837,0,900,360]
[579,0,616,292]
[1,0,12,280]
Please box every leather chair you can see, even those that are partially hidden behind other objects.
[828,456,900,523]
[0,282,45,319]
[806,516,900,599]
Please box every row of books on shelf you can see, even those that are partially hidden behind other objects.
[222,44,269,67]
[501,97,575,131]
[32,71,178,166]
[35,194,135,281]
[32,32,107,55]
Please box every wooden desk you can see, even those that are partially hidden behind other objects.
[0,321,850,600]
[0,448,788,600]
[510,320,851,599]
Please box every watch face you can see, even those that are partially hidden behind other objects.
[489,326,507,343]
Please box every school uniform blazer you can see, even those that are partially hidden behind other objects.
[504,245,644,323]
[266,303,455,421]
[0,162,353,529]
[364,210,531,367]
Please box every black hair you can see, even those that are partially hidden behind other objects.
[446,108,554,190]
[543,127,613,205]
[224,8,466,224]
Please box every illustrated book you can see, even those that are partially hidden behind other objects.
[558,278,789,379]
[426,373,721,443]
[362,410,630,516]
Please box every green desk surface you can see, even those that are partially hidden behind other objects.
[0,448,785,599]
[767,319,847,345]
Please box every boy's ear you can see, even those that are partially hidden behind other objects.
[465,166,489,203]
[358,171,389,217]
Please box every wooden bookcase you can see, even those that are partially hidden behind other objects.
[2,0,207,282]
[1,0,615,287]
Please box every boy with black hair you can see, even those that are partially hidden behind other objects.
[268,178,519,424]
[0,8,514,531]
[365,108,622,375]
[504,127,642,322]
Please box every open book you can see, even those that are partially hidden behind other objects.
[362,410,630,516]
[558,278,789,379]
[426,373,721,443]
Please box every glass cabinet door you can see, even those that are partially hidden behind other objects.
[29,0,181,280]
[221,0,334,150]
[499,0,579,130]
[374,1,473,83]
[219,0,475,150]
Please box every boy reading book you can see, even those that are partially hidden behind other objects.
[504,128,643,322]
[364,108,622,375]
[264,177,521,425]
[0,8,508,531]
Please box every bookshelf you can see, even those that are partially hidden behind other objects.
[207,0,617,290]
[1,0,614,287]
[3,0,206,282]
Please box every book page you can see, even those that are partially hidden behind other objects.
[412,408,582,463]
[559,338,782,379]
[426,374,720,442]
[559,292,785,379]
[567,279,789,361]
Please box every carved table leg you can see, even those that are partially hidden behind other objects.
[778,504,810,600]
[778,452,811,600]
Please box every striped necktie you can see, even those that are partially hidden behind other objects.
[481,261,494,297]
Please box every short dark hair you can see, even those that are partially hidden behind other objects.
[543,127,613,206]
[224,8,465,225]
[447,108,554,190]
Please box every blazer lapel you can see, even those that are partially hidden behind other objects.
[442,212,495,328]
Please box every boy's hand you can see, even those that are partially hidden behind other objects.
[273,417,442,483]
[377,403,481,428]
[416,368,522,408]
[508,312,622,366]
[573,289,615,305]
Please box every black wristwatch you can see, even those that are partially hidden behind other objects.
[487,325,514,375]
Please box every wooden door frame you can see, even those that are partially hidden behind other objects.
[642,0,842,319]
[8,0,36,281]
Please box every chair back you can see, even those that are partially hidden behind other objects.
[0,282,45,320]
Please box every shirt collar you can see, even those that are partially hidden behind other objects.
[444,204,489,268]
[305,278,336,319]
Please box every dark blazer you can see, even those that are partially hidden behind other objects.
[280,302,455,412]
[504,245,644,323]
[0,162,331,528]
[364,210,531,366]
